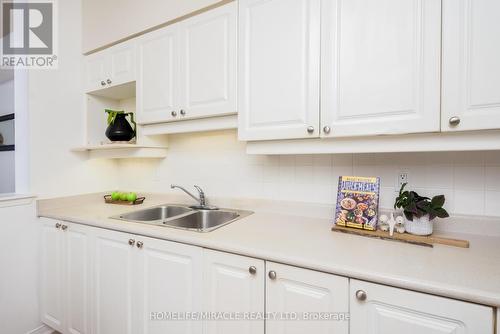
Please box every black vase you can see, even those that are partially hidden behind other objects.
[105,114,135,142]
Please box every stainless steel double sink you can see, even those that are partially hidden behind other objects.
[111,204,253,232]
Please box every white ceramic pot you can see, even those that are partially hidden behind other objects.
[404,214,433,236]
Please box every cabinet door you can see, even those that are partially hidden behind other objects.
[442,0,500,131]
[93,229,136,334]
[179,2,237,120]
[133,236,203,334]
[321,0,441,137]
[85,51,108,92]
[203,250,265,334]
[350,279,494,334]
[40,219,65,332]
[497,310,499,334]
[137,25,180,124]
[238,0,321,141]
[266,262,349,334]
[108,42,136,87]
[64,223,92,334]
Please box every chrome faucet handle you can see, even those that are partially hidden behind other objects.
[193,185,206,206]
[171,184,218,210]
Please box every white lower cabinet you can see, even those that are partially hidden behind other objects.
[497,310,499,334]
[266,262,349,334]
[93,228,136,334]
[40,219,92,334]
[64,223,92,334]
[41,219,496,334]
[203,249,265,334]
[40,219,66,332]
[133,235,203,334]
[350,279,494,334]
[93,230,204,334]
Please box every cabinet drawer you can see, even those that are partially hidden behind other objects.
[350,279,494,334]
[266,262,349,334]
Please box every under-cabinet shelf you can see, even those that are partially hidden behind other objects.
[71,144,168,159]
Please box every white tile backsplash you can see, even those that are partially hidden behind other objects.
[118,130,500,217]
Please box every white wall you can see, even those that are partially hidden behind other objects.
[0,78,15,193]
[118,130,500,217]
[28,0,119,197]
[0,199,42,334]
[0,151,15,193]
[82,0,223,53]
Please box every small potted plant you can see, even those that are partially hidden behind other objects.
[394,183,449,235]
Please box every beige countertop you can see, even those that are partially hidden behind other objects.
[38,193,500,308]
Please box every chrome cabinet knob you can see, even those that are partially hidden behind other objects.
[171,111,177,117]
[136,241,144,249]
[106,79,112,85]
[100,81,106,86]
[61,224,68,231]
[307,126,314,134]
[355,290,367,301]
[268,270,277,280]
[128,239,135,246]
[249,266,257,275]
[449,116,461,126]
[180,109,186,116]
[55,223,61,229]
[323,126,331,134]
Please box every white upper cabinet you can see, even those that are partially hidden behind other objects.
[179,2,237,120]
[137,25,180,124]
[203,250,265,334]
[85,53,109,93]
[238,0,321,141]
[442,0,500,131]
[85,41,136,93]
[133,236,203,334]
[321,0,441,137]
[266,262,349,334]
[108,43,136,88]
[137,2,237,125]
[350,279,494,334]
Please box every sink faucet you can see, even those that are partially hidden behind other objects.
[170,184,218,210]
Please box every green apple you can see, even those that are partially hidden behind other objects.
[119,192,128,201]
[111,191,120,201]
[126,192,137,202]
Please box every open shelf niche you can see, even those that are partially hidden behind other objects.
[73,81,168,159]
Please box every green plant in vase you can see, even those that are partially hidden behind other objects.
[104,109,136,142]
[394,183,449,235]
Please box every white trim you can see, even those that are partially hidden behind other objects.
[87,147,168,159]
[246,130,500,155]
[26,324,54,334]
[141,114,237,135]
[0,194,35,208]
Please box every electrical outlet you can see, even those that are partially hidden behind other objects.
[398,172,408,188]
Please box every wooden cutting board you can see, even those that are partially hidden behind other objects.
[331,225,469,248]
